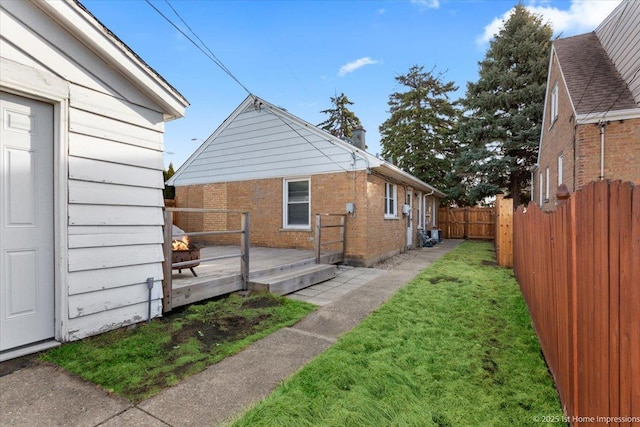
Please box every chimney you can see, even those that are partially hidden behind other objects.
[351,126,366,150]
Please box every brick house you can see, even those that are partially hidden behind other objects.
[167,95,445,266]
[534,0,640,210]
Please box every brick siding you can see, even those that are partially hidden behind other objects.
[536,54,640,211]
[174,171,421,266]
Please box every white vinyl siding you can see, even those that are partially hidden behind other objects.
[172,107,360,186]
[384,182,397,218]
[283,178,310,229]
[1,0,174,341]
[595,0,640,101]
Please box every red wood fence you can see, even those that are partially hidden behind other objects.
[513,180,639,426]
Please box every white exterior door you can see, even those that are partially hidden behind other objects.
[406,191,413,246]
[0,92,55,351]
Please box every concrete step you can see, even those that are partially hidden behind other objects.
[249,264,337,296]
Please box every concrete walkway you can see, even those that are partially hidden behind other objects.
[0,240,462,427]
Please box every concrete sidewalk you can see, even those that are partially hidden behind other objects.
[0,240,462,427]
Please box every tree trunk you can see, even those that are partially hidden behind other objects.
[510,179,520,208]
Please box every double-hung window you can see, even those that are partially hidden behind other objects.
[384,182,397,218]
[283,178,310,228]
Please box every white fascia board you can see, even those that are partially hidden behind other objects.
[35,0,188,120]
[576,108,640,124]
[376,163,446,197]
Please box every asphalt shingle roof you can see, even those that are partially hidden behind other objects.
[554,32,636,115]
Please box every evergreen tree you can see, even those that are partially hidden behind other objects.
[318,93,362,140]
[457,3,552,206]
[379,65,460,201]
[163,162,176,200]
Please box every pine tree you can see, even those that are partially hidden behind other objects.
[457,3,552,206]
[318,93,362,140]
[163,162,176,200]
[379,65,460,199]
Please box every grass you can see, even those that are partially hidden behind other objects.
[231,241,563,427]
[40,292,315,403]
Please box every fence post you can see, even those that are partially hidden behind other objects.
[162,209,173,313]
[240,212,250,291]
[495,195,513,267]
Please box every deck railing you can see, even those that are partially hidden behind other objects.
[162,208,250,312]
[314,213,346,264]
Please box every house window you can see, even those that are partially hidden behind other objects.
[283,178,310,228]
[558,154,564,186]
[550,83,558,125]
[545,167,550,202]
[384,182,397,218]
[539,172,544,206]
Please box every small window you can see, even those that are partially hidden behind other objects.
[384,182,397,218]
[283,178,310,228]
[550,83,558,124]
[545,167,550,202]
[558,154,564,186]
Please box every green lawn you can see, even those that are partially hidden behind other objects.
[41,293,315,402]
[232,241,563,426]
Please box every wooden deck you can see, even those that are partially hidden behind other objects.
[168,245,342,310]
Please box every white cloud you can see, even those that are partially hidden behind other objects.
[476,0,622,45]
[338,57,380,77]
[411,0,440,10]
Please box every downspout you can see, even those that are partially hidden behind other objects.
[599,121,606,180]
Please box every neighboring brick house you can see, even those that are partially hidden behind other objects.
[534,0,640,210]
[167,95,445,266]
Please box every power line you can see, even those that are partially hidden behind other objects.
[144,0,252,95]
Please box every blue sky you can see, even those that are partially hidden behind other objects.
[82,0,621,169]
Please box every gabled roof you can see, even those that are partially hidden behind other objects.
[34,0,189,120]
[553,32,637,117]
[168,95,445,197]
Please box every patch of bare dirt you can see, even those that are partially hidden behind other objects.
[372,250,424,270]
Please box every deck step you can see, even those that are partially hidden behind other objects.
[249,264,337,295]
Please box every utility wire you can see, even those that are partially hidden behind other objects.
[144,0,253,95]
[147,0,355,174]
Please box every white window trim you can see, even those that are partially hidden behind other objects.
[283,177,310,229]
[550,83,558,125]
[539,172,544,206]
[558,154,564,186]
[545,167,550,202]
[384,182,398,219]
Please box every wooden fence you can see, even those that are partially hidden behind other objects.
[495,194,513,267]
[438,206,495,239]
[513,180,639,425]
